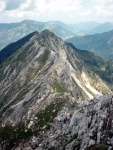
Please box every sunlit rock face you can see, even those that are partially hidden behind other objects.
[0,30,111,149]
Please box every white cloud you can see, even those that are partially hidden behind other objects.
[96,5,113,17]
[18,0,83,13]
[0,0,113,23]
[5,0,83,19]
[4,0,24,10]
[19,0,32,10]
[79,10,91,16]
[0,1,6,12]
[9,10,25,18]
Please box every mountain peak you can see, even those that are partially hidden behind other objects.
[41,29,58,37]
[0,29,111,149]
[21,19,38,24]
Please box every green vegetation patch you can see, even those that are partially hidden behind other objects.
[59,133,78,150]
[48,147,56,150]
[0,95,9,109]
[5,108,14,117]
[34,98,64,133]
[56,133,68,141]
[23,99,32,107]
[51,79,67,93]
[24,66,42,85]
[38,49,50,64]
[24,49,50,85]
[0,85,30,118]
[16,42,34,61]
[75,49,113,87]
[85,144,108,150]
[0,121,32,149]
[67,134,78,145]
[9,86,30,106]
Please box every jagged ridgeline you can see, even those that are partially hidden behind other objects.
[0,30,112,149]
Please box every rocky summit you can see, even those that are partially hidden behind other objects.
[0,30,112,150]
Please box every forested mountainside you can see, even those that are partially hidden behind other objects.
[66,30,113,59]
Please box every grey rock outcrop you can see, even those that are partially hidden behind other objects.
[0,30,112,149]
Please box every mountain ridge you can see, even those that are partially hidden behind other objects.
[0,29,110,121]
[92,22,113,33]
[67,42,113,88]
[0,30,112,149]
[66,29,113,59]
[0,31,38,63]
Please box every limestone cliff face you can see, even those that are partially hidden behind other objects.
[14,94,112,150]
[0,30,111,149]
[0,30,110,123]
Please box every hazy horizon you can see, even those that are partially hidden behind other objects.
[0,0,113,24]
[0,19,112,25]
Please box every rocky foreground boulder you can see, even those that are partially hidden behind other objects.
[0,94,113,150]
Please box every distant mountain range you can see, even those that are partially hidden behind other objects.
[66,29,113,59]
[0,20,75,51]
[70,21,113,35]
[92,22,113,33]
[0,20,113,51]
[70,21,100,32]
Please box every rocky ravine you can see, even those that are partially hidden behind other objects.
[0,30,112,149]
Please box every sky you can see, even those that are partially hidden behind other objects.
[0,0,113,23]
